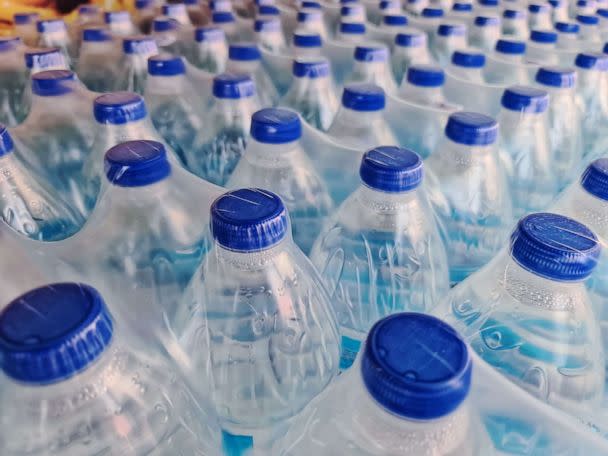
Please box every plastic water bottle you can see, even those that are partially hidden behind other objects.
[493,37,526,63]
[0,37,25,127]
[502,8,529,38]
[104,10,138,37]
[211,11,241,42]
[381,14,409,33]
[598,9,608,34]
[173,188,340,454]
[433,22,467,66]
[327,83,397,149]
[24,47,68,76]
[0,282,223,455]
[227,42,279,107]
[152,17,184,54]
[69,5,102,51]
[280,312,477,455]
[13,12,39,47]
[476,0,500,13]
[185,0,206,26]
[449,2,473,20]
[576,0,597,14]
[191,27,228,73]
[255,18,287,53]
[336,21,367,43]
[378,0,403,21]
[36,19,74,64]
[549,0,569,22]
[576,14,602,42]
[555,22,581,50]
[309,147,449,370]
[448,48,486,83]
[527,30,558,65]
[76,27,121,93]
[297,9,329,39]
[527,3,552,29]
[406,0,430,16]
[434,212,604,415]
[293,30,323,57]
[425,111,512,285]
[399,64,446,107]
[341,3,367,23]
[163,3,193,25]
[470,15,500,51]
[116,35,159,95]
[227,108,334,254]
[535,67,583,191]
[0,125,83,241]
[134,0,157,34]
[417,7,445,33]
[347,44,398,93]
[281,58,339,131]
[391,28,432,86]
[186,73,260,185]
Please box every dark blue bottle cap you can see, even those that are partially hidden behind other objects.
[354,44,389,62]
[250,108,302,144]
[555,21,579,33]
[153,17,179,32]
[340,22,366,34]
[195,27,225,42]
[0,125,14,157]
[24,48,64,70]
[501,85,548,113]
[598,8,608,18]
[94,92,147,124]
[395,29,426,47]
[576,0,590,5]
[213,73,255,98]
[503,8,526,18]
[0,283,114,384]
[453,2,473,11]
[293,31,322,47]
[229,42,261,61]
[474,15,500,26]
[342,83,385,111]
[548,0,561,6]
[576,14,599,25]
[0,37,21,52]
[437,22,466,36]
[445,111,497,145]
[212,11,235,23]
[360,146,423,192]
[104,10,130,23]
[421,7,444,17]
[528,3,549,12]
[184,0,198,4]
[479,0,498,5]
[361,313,472,420]
[302,1,321,8]
[510,213,600,281]
[258,4,280,15]
[148,54,186,76]
[604,42,608,54]
[255,18,281,32]
[530,29,557,43]
[292,58,330,78]
[82,26,112,42]
[31,70,76,97]
[581,158,608,201]
[406,64,445,87]
[162,3,187,16]
[575,52,608,70]
[495,38,526,54]
[79,4,99,14]
[452,49,486,68]
[123,35,158,55]
[36,19,66,33]
[535,66,576,88]
[298,9,322,22]
[105,140,171,187]
[383,14,408,25]
[14,12,38,25]
[135,0,153,9]
[211,188,288,251]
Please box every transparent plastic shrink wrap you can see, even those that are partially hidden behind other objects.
[10,70,96,220]
[0,37,26,127]
[0,282,223,456]
[76,27,122,93]
[309,147,449,370]
[276,313,608,455]
[172,188,340,454]
[258,45,294,97]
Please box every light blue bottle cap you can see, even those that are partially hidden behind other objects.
[384,15,408,25]
[445,111,497,145]
[503,9,526,18]
[14,12,39,25]
[293,58,330,78]
[361,313,472,420]
[510,213,600,281]
[0,37,21,52]
[104,10,130,23]
[211,188,288,251]
[213,73,255,98]
[340,22,366,34]
[136,0,154,9]
[251,108,302,144]
[453,2,473,11]
[474,15,500,26]
[422,7,444,17]
[94,92,147,124]
[395,29,426,47]
[360,146,423,192]
[195,27,225,42]
[24,48,64,70]
[528,3,549,12]
[452,49,485,68]
[530,29,557,43]
[255,18,281,32]
[0,125,14,156]
[123,35,157,54]
[0,283,113,384]
[555,21,579,33]
[258,4,280,15]
[31,70,76,96]
[354,45,389,62]
[576,14,599,25]
[212,11,235,22]
[36,19,66,33]
[229,42,261,61]
[83,26,112,42]
[148,54,186,76]
[407,64,445,87]
[105,140,171,187]
[437,22,466,36]
[581,158,608,201]
[298,10,322,22]
[293,31,322,47]
[495,38,526,54]
[342,83,385,111]
[575,52,608,70]
[153,17,179,32]
[501,85,548,113]
[535,66,576,88]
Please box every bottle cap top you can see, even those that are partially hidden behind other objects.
[535,66,576,88]
[452,49,486,68]
[94,92,147,124]
[406,64,445,87]
[250,108,302,144]
[212,73,256,98]
[445,111,498,145]
[360,146,423,192]
[495,38,526,54]
[581,158,608,201]
[105,140,171,187]
[292,57,330,78]
[342,83,386,111]
[31,70,76,97]
[229,42,261,61]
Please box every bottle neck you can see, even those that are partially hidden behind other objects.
[447,64,485,83]
[242,138,301,167]
[94,118,154,150]
[493,51,524,63]
[399,82,444,105]
[213,96,258,127]
[145,74,188,95]
[334,106,384,126]
[213,237,291,270]
[497,108,545,132]
[227,59,259,74]
[355,184,421,213]
[80,41,115,55]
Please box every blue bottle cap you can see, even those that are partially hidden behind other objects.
[0,37,21,52]
[302,1,322,8]
[31,70,76,97]
[406,64,445,87]
[604,42,608,54]
[437,22,466,36]
[576,14,599,25]
[82,26,112,42]
[341,4,364,16]
[535,66,576,88]
[123,35,158,55]
[212,11,235,22]
[36,19,66,33]
[342,83,385,111]
[195,26,225,42]
[479,0,498,6]
[421,7,444,17]
[211,188,288,251]
[185,0,199,5]
[360,146,423,192]
[528,3,549,12]
[495,38,526,54]
[153,17,179,32]
[575,52,608,70]
[452,49,486,68]
[0,283,113,384]
[213,73,255,98]
[581,158,608,201]
[258,4,280,15]
[79,5,100,15]
[229,42,261,61]
[510,213,600,281]
[453,2,473,11]
[598,8,608,18]
[474,15,500,26]
[354,45,389,62]
[298,9,322,22]
[255,18,281,32]
[0,125,14,157]
[24,48,64,70]
[162,3,187,16]
[94,92,147,124]
[548,0,561,5]
[14,12,39,25]
[501,85,548,113]
[361,313,472,420]
[340,22,366,34]
[250,108,302,144]
[503,9,526,18]
[555,21,579,33]
[148,54,186,76]
[293,31,322,47]
[292,58,330,78]
[104,10,130,23]
[530,29,557,43]
[395,29,426,47]
[105,140,171,187]
[380,0,399,9]
[445,111,497,145]
[384,14,408,25]
[135,0,153,8]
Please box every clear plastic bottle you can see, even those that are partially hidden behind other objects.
[399,64,446,107]
[293,30,323,58]
[13,12,39,47]
[0,37,26,126]
[448,48,486,83]
[549,0,569,22]
[391,28,432,86]
[336,21,367,44]
[493,37,526,63]
[173,188,340,454]
[133,0,157,34]
[104,10,138,37]
[162,3,193,26]
[211,11,241,42]
[297,9,329,40]
[418,7,445,33]
[152,17,184,54]
[254,18,287,53]
[115,35,159,95]
[527,3,552,29]
[191,26,228,73]
[555,21,581,50]
[425,111,512,285]
[340,3,366,23]
[450,2,473,21]
[576,14,601,42]
[502,8,528,38]
[310,147,449,369]
[470,15,500,51]
[36,19,74,65]
[347,43,398,93]
[76,27,121,93]
[527,29,558,65]
[69,5,102,52]
[433,22,468,66]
